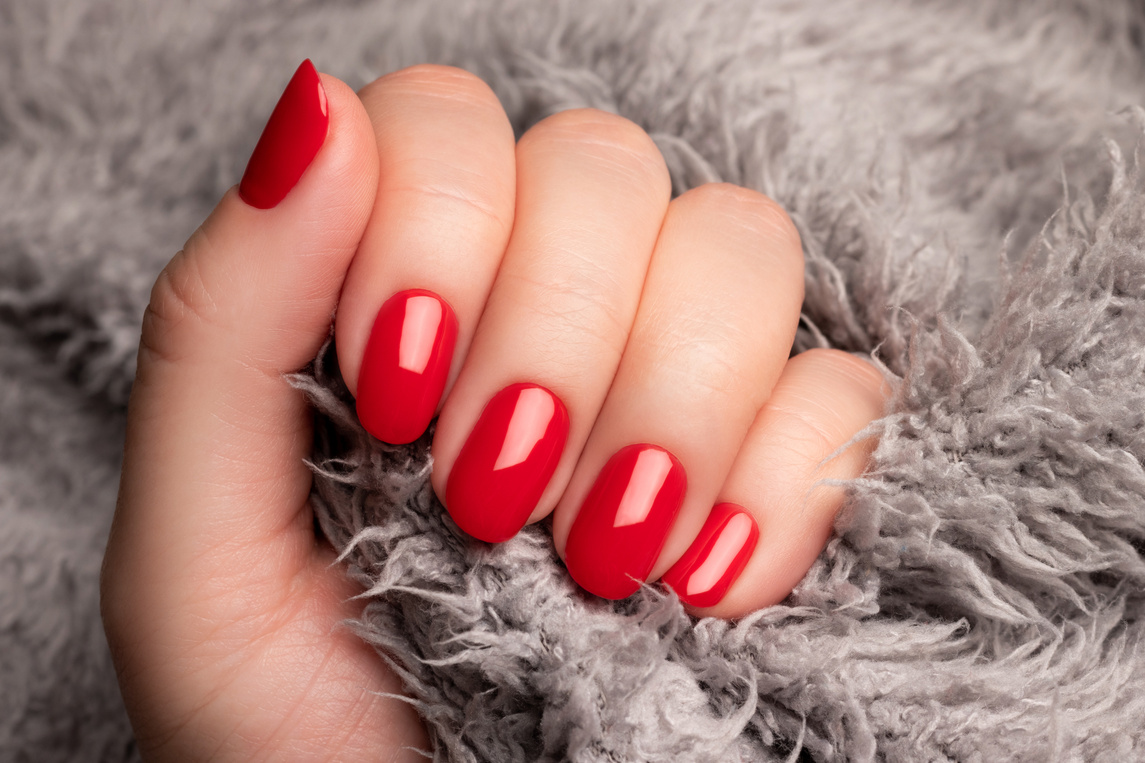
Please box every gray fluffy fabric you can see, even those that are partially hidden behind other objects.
[3,0,1145,760]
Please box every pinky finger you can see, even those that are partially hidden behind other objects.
[662,348,891,618]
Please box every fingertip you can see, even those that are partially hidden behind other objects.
[141,61,382,388]
[235,63,378,217]
[237,60,325,209]
[309,70,380,214]
[672,349,892,619]
[213,63,378,233]
[662,503,760,611]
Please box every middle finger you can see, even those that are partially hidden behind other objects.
[431,108,671,542]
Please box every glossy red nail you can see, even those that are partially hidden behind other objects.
[356,289,458,444]
[564,444,687,600]
[239,59,329,209]
[662,503,758,609]
[445,383,569,542]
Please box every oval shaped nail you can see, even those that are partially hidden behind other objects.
[564,443,687,600]
[356,289,458,444]
[445,383,569,542]
[662,503,758,609]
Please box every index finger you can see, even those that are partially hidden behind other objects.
[335,64,517,444]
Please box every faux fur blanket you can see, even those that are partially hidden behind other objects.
[4,0,1145,760]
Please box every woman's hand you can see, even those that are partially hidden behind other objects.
[101,61,887,761]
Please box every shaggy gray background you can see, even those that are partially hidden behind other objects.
[3,0,1145,760]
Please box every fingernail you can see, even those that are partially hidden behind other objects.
[445,383,569,542]
[564,444,686,600]
[239,59,329,209]
[662,503,758,609]
[356,289,458,444]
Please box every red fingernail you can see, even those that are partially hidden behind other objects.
[239,59,329,209]
[356,289,458,444]
[445,383,569,542]
[662,503,758,609]
[564,444,687,600]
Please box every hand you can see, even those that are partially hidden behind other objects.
[101,61,887,761]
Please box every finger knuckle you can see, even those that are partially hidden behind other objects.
[139,236,221,366]
[770,400,841,458]
[650,315,756,402]
[798,347,888,398]
[361,64,502,114]
[770,350,887,457]
[505,260,631,359]
[522,108,670,194]
[398,174,513,237]
[678,182,803,265]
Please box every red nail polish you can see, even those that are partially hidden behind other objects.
[356,289,458,444]
[445,383,569,542]
[239,59,329,209]
[662,503,758,609]
[564,444,687,600]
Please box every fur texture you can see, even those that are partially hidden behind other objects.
[3,0,1145,760]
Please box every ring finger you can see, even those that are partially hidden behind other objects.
[553,182,806,600]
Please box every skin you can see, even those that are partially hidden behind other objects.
[101,64,890,760]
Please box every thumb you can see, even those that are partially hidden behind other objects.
[102,62,427,759]
[114,61,375,563]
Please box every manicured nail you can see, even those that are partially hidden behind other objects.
[662,503,758,609]
[239,59,329,209]
[564,444,686,600]
[356,289,458,444]
[445,383,569,542]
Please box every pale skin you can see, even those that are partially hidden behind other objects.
[100,65,889,760]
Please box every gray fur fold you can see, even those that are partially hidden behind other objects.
[3,0,1145,760]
